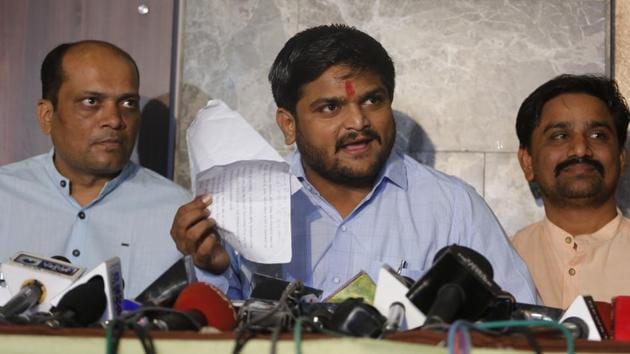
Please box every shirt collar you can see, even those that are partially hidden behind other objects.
[287,148,408,192]
[44,148,138,205]
[543,210,623,248]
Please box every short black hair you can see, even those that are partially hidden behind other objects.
[41,40,139,109]
[268,24,395,115]
[516,74,630,149]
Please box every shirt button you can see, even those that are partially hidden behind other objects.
[568,268,576,276]
[333,276,341,284]
[564,237,572,244]
[78,211,86,219]
[341,226,347,232]
[60,180,67,188]
[72,249,80,257]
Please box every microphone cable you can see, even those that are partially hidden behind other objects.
[232,280,303,354]
[105,306,204,354]
[446,319,576,354]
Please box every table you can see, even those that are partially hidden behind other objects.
[2,325,630,354]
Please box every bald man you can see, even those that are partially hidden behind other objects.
[0,40,203,297]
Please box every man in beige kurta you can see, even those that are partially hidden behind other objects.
[512,74,630,309]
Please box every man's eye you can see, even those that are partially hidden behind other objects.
[364,95,383,105]
[122,99,139,109]
[550,132,567,140]
[590,131,608,140]
[320,103,338,113]
[82,97,98,106]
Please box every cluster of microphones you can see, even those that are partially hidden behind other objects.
[1,245,629,347]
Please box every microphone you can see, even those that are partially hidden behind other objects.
[150,282,236,331]
[373,264,426,330]
[45,276,107,327]
[49,257,124,322]
[406,245,506,325]
[1,252,85,315]
[613,296,630,341]
[135,256,197,307]
[560,295,609,340]
[0,280,45,319]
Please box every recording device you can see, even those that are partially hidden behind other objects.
[560,295,609,340]
[150,282,236,331]
[0,280,45,319]
[135,256,197,307]
[324,298,386,338]
[0,252,85,314]
[49,257,123,322]
[45,275,107,327]
[373,265,426,329]
[613,296,630,341]
[250,273,322,301]
[406,245,505,325]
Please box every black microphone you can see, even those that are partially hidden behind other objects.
[0,280,45,319]
[134,256,196,307]
[406,245,507,325]
[45,275,107,327]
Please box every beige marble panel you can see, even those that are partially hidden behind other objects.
[485,152,546,237]
[298,0,608,153]
[616,0,630,99]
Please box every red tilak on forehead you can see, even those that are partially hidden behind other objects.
[344,80,355,97]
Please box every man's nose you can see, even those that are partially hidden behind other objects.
[568,134,593,157]
[101,102,126,129]
[344,104,370,130]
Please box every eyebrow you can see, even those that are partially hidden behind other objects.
[542,120,614,134]
[307,87,388,111]
[79,91,139,99]
[357,87,388,102]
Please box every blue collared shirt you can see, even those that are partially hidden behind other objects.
[0,150,226,298]
[221,150,537,303]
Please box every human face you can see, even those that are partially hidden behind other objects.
[37,45,140,182]
[276,65,395,188]
[518,93,625,208]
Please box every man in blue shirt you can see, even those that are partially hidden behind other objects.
[172,25,537,303]
[0,40,221,297]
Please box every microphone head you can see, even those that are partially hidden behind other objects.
[407,245,504,323]
[55,275,107,326]
[173,282,236,331]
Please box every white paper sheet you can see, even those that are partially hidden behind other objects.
[195,160,292,264]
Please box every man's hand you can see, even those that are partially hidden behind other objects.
[170,195,230,274]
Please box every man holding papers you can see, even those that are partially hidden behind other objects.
[172,24,537,302]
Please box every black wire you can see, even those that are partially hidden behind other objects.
[232,281,303,354]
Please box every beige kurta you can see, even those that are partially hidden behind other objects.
[512,213,630,309]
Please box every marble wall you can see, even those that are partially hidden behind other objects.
[175,0,611,236]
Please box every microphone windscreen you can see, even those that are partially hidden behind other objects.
[56,275,107,326]
[173,282,236,331]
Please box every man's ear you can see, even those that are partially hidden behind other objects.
[619,146,627,176]
[37,99,54,135]
[276,108,296,145]
[517,147,535,182]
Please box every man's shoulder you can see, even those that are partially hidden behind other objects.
[124,164,192,201]
[0,154,48,182]
[511,220,545,245]
[399,153,479,196]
